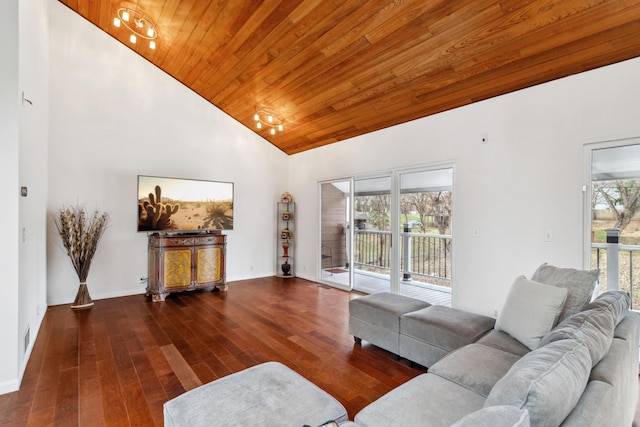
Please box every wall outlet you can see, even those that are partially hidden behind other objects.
[493,310,499,318]
[544,230,553,242]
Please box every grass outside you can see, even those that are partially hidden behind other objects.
[592,219,640,245]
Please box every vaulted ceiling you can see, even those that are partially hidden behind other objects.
[59,0,640,155]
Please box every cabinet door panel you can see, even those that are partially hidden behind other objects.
[163,249,192,288]
[196,247,221,284]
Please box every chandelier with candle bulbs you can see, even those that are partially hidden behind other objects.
[113,7,158,50]
[254,110,284,135]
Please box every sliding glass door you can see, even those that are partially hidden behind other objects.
[397,168,453,305]
[319,166,453,305]
[587,140,640,309]
[352,175,393,293]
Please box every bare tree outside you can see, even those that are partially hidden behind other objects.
[355,195,390,230]
[353,189,453,288]
[592,178,640,308]
[593,180,640,232]
[403,191,452,234]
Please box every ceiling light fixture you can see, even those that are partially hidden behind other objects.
[254,110,284,135]
[113,7,158,50]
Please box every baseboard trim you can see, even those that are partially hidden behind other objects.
[0,378,19,396]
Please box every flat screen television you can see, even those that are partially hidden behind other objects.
[137,175,234,232]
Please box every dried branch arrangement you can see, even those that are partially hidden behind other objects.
[54,206,108,309]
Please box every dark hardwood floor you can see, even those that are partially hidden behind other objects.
[0,276,639,426]
[0,277,424,426]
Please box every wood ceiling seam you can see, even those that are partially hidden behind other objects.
[153,0,191,67]
[180,2,244,87]
[228,3,345,111]
[97,0,113,31]
[255,1,390,93]
[194,1,295,91]
[161,2,211,76]
[258,2,361,86]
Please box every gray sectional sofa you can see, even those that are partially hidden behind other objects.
[164,264,640,426]
[353,288,639,426]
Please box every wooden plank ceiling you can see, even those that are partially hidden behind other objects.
[59,0,640,155]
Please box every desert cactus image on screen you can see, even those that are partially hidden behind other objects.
[137,176,234,232]
[138,185,180,230]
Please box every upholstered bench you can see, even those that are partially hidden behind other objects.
[349,292,431,358]
[399,305,496,367]
[163,362,349,426]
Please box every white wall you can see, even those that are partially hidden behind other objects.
[47,2,288,305]
[0,0,21,395]
[0,0,49,394]
[290,57,640,317]
[19,0,49,377]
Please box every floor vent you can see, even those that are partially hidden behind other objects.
[24,326,30,353]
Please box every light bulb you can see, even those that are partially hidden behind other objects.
[113,17,121,27]
[149,40,156,50]
[257,122,262,129]
[267,115,273,122]
[278,124,283,131]
[147,28,155,37]
[270,128,276,135]
[122,10,130,22]
[130,34,137,44]
[254,114,259,121]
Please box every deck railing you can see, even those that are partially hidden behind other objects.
[353,229,452,285]
[591,243,640,309]
[352,232,640,305]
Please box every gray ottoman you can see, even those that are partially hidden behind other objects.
[163,362,349,426]
[349,292,431,358]
[399,305,496,367]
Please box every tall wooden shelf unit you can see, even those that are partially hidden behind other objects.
[276,202,295,278]
[147,232,226,302]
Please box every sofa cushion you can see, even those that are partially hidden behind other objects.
[495,276,567,350]
[584,290,630,326]
[531,263,599,322]
[429,344,521,397]
[354,374,485,427]
[400,305,495,351]
[485,339,591,426]
[451,406,530,427]
[560,380,614,427]
[476,331,531,357]
[349,292,430,332]
[539,307,614,366]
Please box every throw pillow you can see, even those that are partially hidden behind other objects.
[538,307,614,366]
[584,290,630,325]
[485,339,591,426]
[531,263,599,322]
[495,276,568,350]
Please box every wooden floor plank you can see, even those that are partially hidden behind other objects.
[160,344,202,392]
[0,276,638,425]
